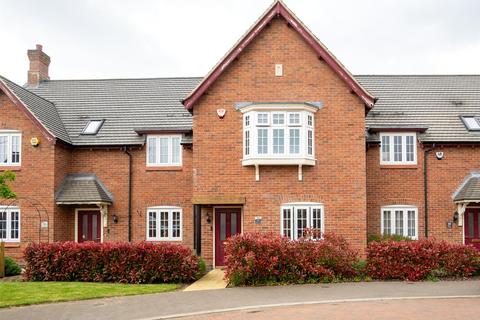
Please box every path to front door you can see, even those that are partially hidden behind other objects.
[77,211,101,243]
[215,208,241,266]
[464,208,480,249]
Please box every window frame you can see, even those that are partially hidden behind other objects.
[146,206,182,241]
[242,110,315,161]
[0,206,21,242]
[379,132,417,165]
[280,203,324,240]
[146,134,182,167]
[0,131,22,167]
[81,120,105,135]
[380,205,418,240]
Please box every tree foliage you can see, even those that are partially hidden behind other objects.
[0,170,16,199]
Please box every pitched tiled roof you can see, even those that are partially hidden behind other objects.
[55,173,113,204]
[3,74,480,145]
[453,172,480,202]
[358,75,480,142]
[0,76,71,143]
[28,77,201,145]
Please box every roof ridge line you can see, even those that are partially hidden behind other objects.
[41,76,204,82]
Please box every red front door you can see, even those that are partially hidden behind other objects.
[78,211,101,243]
[215,208,241,266]
[464,209,480,250]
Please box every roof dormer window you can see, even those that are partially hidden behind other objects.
[82,120,104,135]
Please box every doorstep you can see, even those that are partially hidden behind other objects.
[183,269,227,291]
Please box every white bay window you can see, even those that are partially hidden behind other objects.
[242,109,316,166]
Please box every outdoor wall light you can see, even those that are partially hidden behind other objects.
[453,211,459,223]
[112,214,119,224]
[206,212,212,224]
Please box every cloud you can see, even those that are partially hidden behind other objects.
[1,0,479,84]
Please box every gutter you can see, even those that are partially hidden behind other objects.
[124,147,133,242]
[424,144,435,238]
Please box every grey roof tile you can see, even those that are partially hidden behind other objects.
[28,77,201,145]
[453,172,480,202]
[55,173,113,204]
[358,75,480,142]
[0,76,71,143]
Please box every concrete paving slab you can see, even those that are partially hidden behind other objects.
[183,269,227,291]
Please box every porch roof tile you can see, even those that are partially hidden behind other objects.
[55,173,113,205]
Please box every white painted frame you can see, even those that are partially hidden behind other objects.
[0,206,21,242]
[74,208,103,243]
[212,206,243,268]
[145,206,183,241]
[242,110,315,163]
[0,131,22,167]
[379,132,417,165]
[280,202,324,240]
[380,205,418,240]
[146,134,182,167]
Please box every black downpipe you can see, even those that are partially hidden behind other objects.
[194,205,201,256]
[424,144,435,238]
[124,147,133,242]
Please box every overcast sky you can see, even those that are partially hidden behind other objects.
[1,0,480,84]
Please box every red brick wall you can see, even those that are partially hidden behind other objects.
[67,146,193,247]
[366,143,477,244]
[192,17,368,264]
[0,92,56,260]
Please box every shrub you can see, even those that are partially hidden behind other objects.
[24,242,200,283]
[366,239,480,281]
[224,232,359,286]
[5,256,22,276]
[367,234,413,243]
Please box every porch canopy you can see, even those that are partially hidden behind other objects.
[453,172,480,226]
[55,173,113,206]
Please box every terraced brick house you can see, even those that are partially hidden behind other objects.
[1,1,480,267]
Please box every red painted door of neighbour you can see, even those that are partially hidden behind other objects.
[464,209,480,250]
[78,211,101,243]
[215,208,241,266]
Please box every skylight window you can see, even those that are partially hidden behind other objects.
[82,120,104,135]
[461,116,480,131]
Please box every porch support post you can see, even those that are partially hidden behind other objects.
[194,204,202,256]
[456,202,467,227]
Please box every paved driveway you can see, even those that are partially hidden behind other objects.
[0,280,478,320]
[180,298,480,320]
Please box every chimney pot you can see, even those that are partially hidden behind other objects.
[27,44,50,87]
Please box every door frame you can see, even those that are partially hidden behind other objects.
[74,208,104,243]
[212,206,243,268]
[463,205,480,246]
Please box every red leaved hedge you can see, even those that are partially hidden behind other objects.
[24,242,200,283]
[224,232,359,285]
[366,239,480,281]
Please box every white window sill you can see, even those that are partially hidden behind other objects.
[242,157,316,166]
[146,238,182,242]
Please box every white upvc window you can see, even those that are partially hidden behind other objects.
[0,132,21,166]
[381,206,418,239]
[242,110,315,162]
[146,135,182,167]
[380,132,417,165]
[0,207,20,242]
[146,206,182,241]
[281,203,324,240]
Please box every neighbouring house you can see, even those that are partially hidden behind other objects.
[1,1,480,267]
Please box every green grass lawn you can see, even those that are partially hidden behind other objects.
[0,282,180,308]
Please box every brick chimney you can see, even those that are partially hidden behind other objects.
[27,44,50,87]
